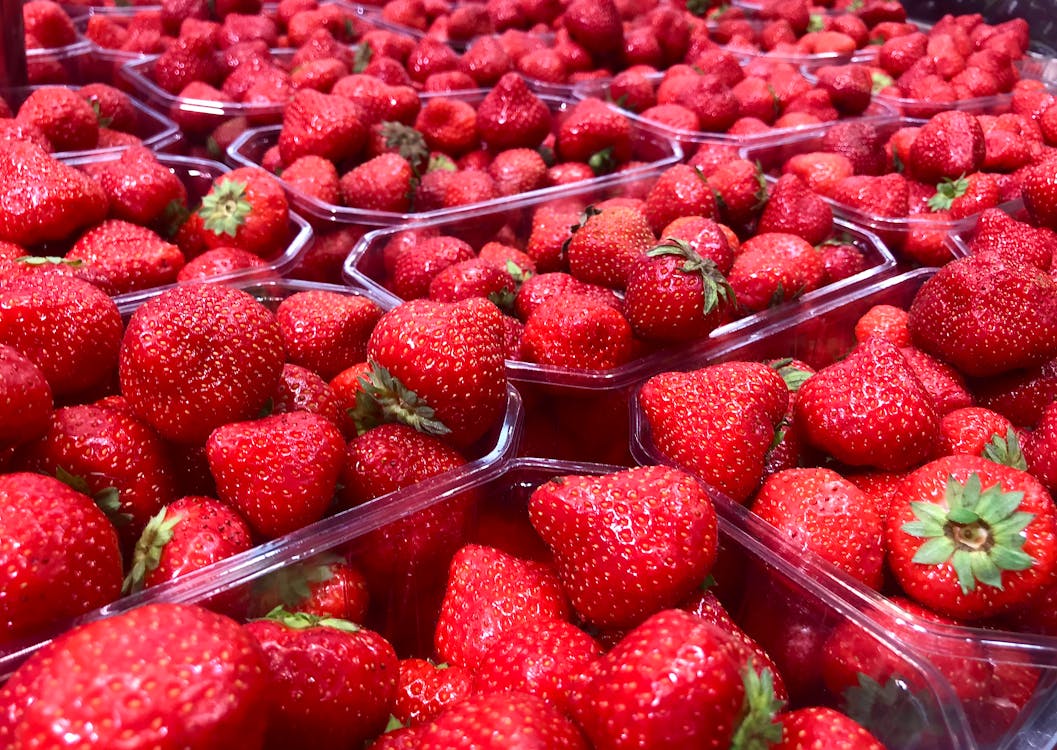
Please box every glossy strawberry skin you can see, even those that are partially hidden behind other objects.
[393,658,474,726]
[774,707,885,750]
[67,219,186,295]
[476,72,552,151]
[276,290,383,381]
[0,345,52,446]
[85,145,189,227]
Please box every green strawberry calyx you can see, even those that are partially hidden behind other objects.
[352,43,373,73]
[982,429,1028,471]
[55,465,132,528]
[380,121,429,176]
[767,357,813,392]
[730,664,784,750]
[122,506,181,595]
[351,360,452,437]
[16,255,83,268]
[199,179,253,238]
[384,715,405,733]
[902,473,1036,594]
[842,673,932,750]
[254,553,342,609]
[871,71,895,93]
[927,176,969,212]
[588,147,616,176]
[753,162,770,209]
[648,238,734,317]
[261,605,361,632]
[807,13,825,33]
[560,205,603,258]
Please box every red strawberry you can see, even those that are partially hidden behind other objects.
[529,465,717,628]
[728,232,826,312]
[520,294,634,369]
[1022,161,1057,231]
[1025,402,1057,494]
[428,258,517,306]
[390,234,476,299]
[568,609,744,749]
[460,36,512,87]
[566,205,654,289]
[832,173,909,218]
[244,609,397,748]
[86,146,189,228]
[16,86,99,152]
[937,406,1021,465]
[476,73,552,151]
[908,254,1057,377]
[818,240,868,284]
[152,33,222,95]
[555,97,632,173]
[887,455,1057,620]
[177,246,272,282]
[198,167,289,257]
[409,691,589,748]
[487,148,548,196]
[562,0,624,62]
[795,338,939,470]
[782,152,855,198]
[276,290,383,380]
[433,544,570,669]
[341,153,415,212]
[393,659,474,726]
[639,362,789,503]
[525,204,579,272]
[927,173,1000,219]
[362,297,506,447]
[757,174,834,245]
[707,158,768,228]
[969,208,1057,271]
[853,304,910,346]
[774,708,885,749]
[0,473,122,645]
[907,111,986,184]
[278,89,367,165]
[414,98,479,158]
[0,274,122,399]
[270,363,346,434]
[280,155,340,204]
[207,411,345,539]
[752,467,884,588]
[0,345,52,446]
[815,64,873,115]
[643,165,719,235]
[1,603,267,747]
[66,220,185,295]
[119,284,285,444]
[254,558,369,622]
[22,0,76,48]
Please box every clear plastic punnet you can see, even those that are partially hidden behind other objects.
[24,40,96,86]
[629,268,1057,750]
[0,277,524,683]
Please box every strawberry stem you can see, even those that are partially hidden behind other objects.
[352,360,452,437]
[648,237,734,317]
[730,663,785,750]
[122,507,181,595]
[199,179,252,238]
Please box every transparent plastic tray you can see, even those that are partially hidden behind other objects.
[226,92,684,229]
[629,267,1057,750]
[0,276,524,681]
[24,40,95,85]
[61,152,313,305]
[705,13,881,66]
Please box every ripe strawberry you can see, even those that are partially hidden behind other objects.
[414,98,479,158]
[566,205,655,289]
[86,146,189,228]
[774,707,885,749]
[782,152,855,198]
[818,240,868,284]
[394,659,474,726]
[152,33,222,95]
[0,274,122,399]
[434,544,570,669]
[643,165,718,235]
[887,455,1057,620]
[907,110,986,184]
[476,73,552,151]
[0,603,268,747]
[752,468,884,588]
[0,473,122,645]
[757,174,834,245]
[568,609,744,748]
[341,153,415,212]
[970,208,1057,271]
[428,258,517,306]
[1022,162,1057,231]
[937,406,1020,463]
[854,304,910,346]
[66,220,185,295]
[562,0,624,62]
[119,284,285,444]
[280,155,340,204]
[529,466,717,628]
[364,297,506,447]
[707,159,768,228]
[390,235,476,299]
[815,64,873,115]
[198,167,290,258]
[460,36,512,87]
[177,246,272,282]
[0,345,51,446]
[278,89,367,166]
[908,254,1057,377]
[796,338,939,470]
[254,558,369,622]
[16,86,99,152]
[927,172,1000,219]
[899,345,973,417]
[555,97,632,173]
[277,292,381,382]
[22,0,76,48]
[728,232,826,312]
[832,173,910,218]
[639,362,789,503]
[244,609,397,748]
[409,691,589,748]
[1024,402,1057,494]
[521,294,634,369]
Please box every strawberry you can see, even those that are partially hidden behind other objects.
[476,73,552,151]
[567,609,744,749]
[277,291,381,382]
[414,98,479,158]
[815,64,873,115]
[566,205,655,289]
[514,272,621,321]
[970,208,1057,271]
[86,146,189,229]
[525,204,578,272]
[394,659,474,726]
[728,232,826,312]
[207,411,344,539]
[752,467,884,588]
[341,153,415,212]
[119,284,285,444]
[974,359,1057,428]
[278,89,367,166]
[198,167,290,258]
[152,33,222,95]
[562,0,624,62]
[177,246,272,282]
[818,241,868,284]
[643,165,718,235]
[66,220,185,295]
[555,98,632,173]
[907,111,986,184]
[707,159,768,228]
[854,304,910,346]
[757,174,834,245]
[0,141,108,247]
[1,603,268,747]
[428,258,517,306]
[1022,161,1057,231]
[407,692,589,748]
[887,455,1057,620]
[821,121,886,177]
[795,338,939,470]
[16,86,99,152]
[624,238,734,343]
[255,558,369,622]
[938,406,1020,462]
[0,274,122,399]
[1025,402,1057,494]
[460,36,512,87]
[244,609,397,748]
[899,345,973,417]
[280,155,340,204]
[363,297,506,447]
[782,152,854,198]
[22,0,76,48]
[487,148,548,197]
[0,345,52,446]
[434,544,570,669]
[0,473,122,645]
[529,465,717,628]
[774,708,885,749]
[831,173,909,218]
[638,362,789,503]
[521,294,634,369]
[391,235,476,299]
[908,254,1057,377]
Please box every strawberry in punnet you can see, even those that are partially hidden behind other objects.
[244,608,398,749]
[752,468,885,589]
[907,110,986,184]
[562,0,623,62]
[0,345,52,446]
[556,97,632,174]
[476,73,552,151]
[969,208,1057,271]
[361,297,506,447]
[415,98,479,157]
[0,603,268,748]
[937,406,1022,463]
[198,167,290,257]
[152,33,222,95]
[728,232,826,312]
[16,86,99,152]
[927,172,1001,219]
[178,246,272,282]
[521,294,634,370]
[281,154,341,205]
[123,495,253,594]
[254,557,369,622]
[433,544,570,669]
[795,337,939,471]
[568,608,744,749]
[887,455,1057,620]
[757,174,834,246]
[119,284,285,444]
[908,254,1057,377]
[66,219,185,295]
[643,165,719,235]
[0,273,122,399]
[565,205,654,289]
[428,258,518,307]
[393,658,474,726]
[391,235,476,299]
[278,89,367,166]
[899,345,974,417]
[85,146,189,229]
[831,173,910,219]
[276,290,383,380]
[774,707,885,750]
[271,363,347,432]
[1022,161,1057,231]
[488,148,548,197]
[341,153,415,212]
[529,465,717,628]
[22,0,76,48]
[639,362,789,503]
[624,237,735,343]
[0,473,122,645]
[207,410,345,539]
[974,359,1057,429]
[782,152,855,199]
[1025,402,1057,494]
[0,141,107,246]
[707,158,769,228]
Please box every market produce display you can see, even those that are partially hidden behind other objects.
[1,0,1057,746]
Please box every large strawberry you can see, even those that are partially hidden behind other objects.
[529,466,717,628]
[475,72,552,151]
[197,167,290,258]
[906,111,985,184]
[66,219,185,295]
[244,608,398,749]
[907,254,1057,377]
[638,362,789,503]
[520,293,634,370]
[794,338,939,471]
[727,232,826,312]
[207,411,345,539]
[0,603,268,748]
[887,455,1057,620]
[278,89,367,166]
[119,283,285,444]
[565,205,655,289]
[276,290,383,380]
[0,473,122,646]
[361,297,506,447]
[555,97,632,173]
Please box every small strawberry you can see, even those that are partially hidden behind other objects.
[854,304,910,346]
[555,97,632,174]
[643,165,719,235]
[414,98,479,158]
[562,0,624,62]
[1024,402,1057,494]
[276,290,382,381]
[728,232,826,312]
[254,558,369,622]
[757,174,834,245]
[341,153,415,212]
[565,205,655,289]
[476,73,552,151]
[927,173,1000,219]
[0,345,52,446]
[831,173,909,218]
[707,159,769,228]
[487,148,548,197]
[393,659,474,726]
[151,33,222,95]
[520,294,635,370]
[198,167,290,258]
[22,0,76,48]
[280,155,340,205]
[391,235,476,299]
[782,152,855,198]
[937,406,1021,463]
[428,258,517,307]
[815,64,873,115]
[66,220,185,296]
[899,345,973,417]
